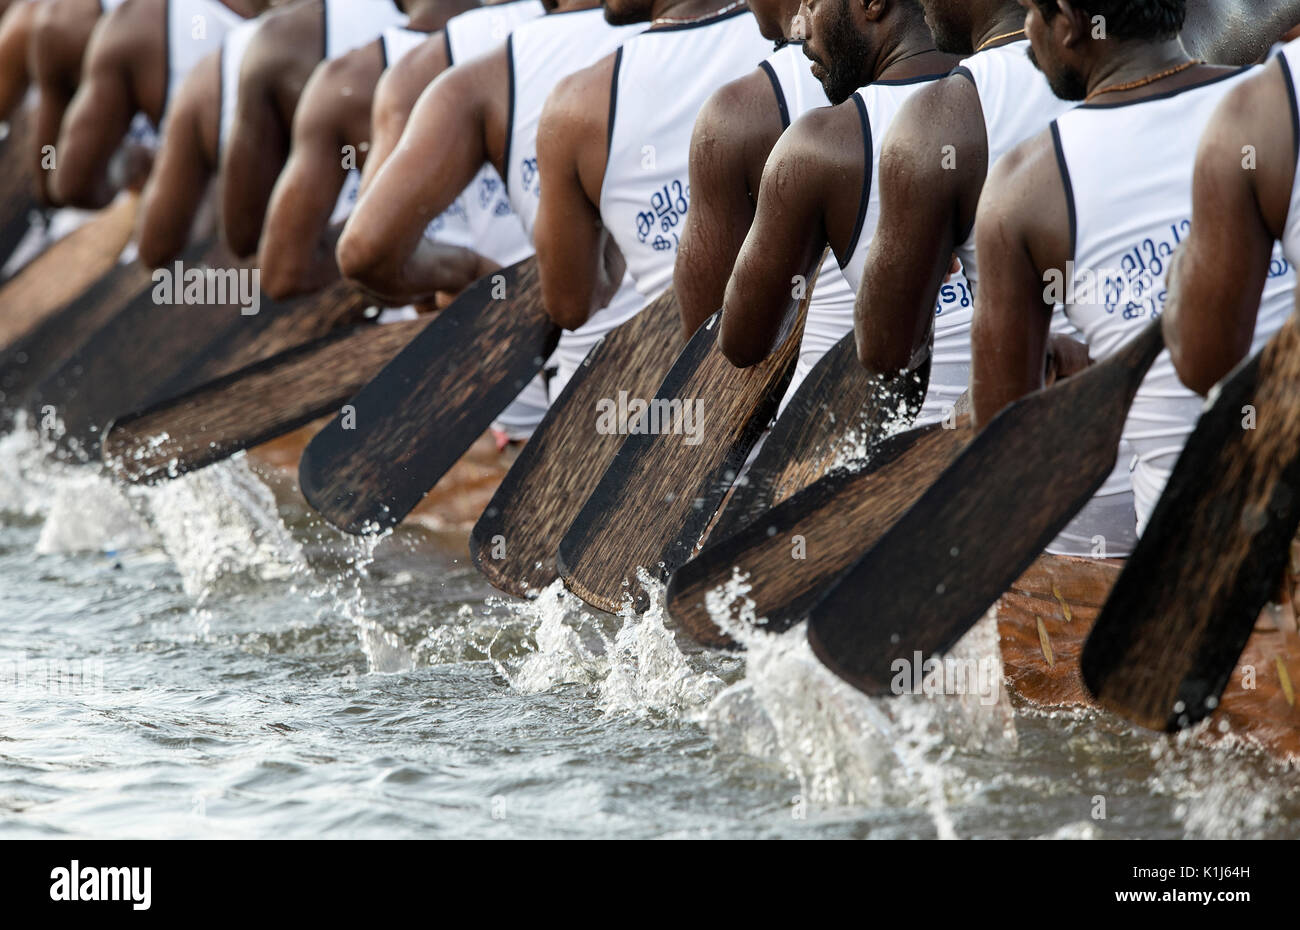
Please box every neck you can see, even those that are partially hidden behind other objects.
[868,21,943,84]
[554,0,601,11]
[1084,39,1196,98]
[970,1,1024,52]
[406,0,478,31]
[648,0,738,24]
[220,0,263,17]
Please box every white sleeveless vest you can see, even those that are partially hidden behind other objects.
[599,8,772,298]
[165,0,244,120]
[951,39,1073,289]
[1276,41,1300,268]
[504,6,646,394]
[324,0,409,59]
[1054,67,1295,540]
[445,0,543,64]
[217,18,259,156]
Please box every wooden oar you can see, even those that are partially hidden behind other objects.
[298,257,559,534]
[555,288,814,615]
[1082,312,1300,732]
[665,345,930,645]
[102,316,433,483]
[469,289,681,597]
[806,320,1165,695]
[29,259,367,459]
[709,335,929,542]
[0,194,138,351]
[0,109,39,277]
[665,418,969,647]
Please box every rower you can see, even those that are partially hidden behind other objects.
[259,0,540,299]
[217,0,410,258]
[532,0,772,332]
[696,0,960,419]
[337,0,641,440]
[48,0,268,209]
[1161,33,1300,392]
[969,0,1295,549]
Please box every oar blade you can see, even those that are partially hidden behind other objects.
[298,257,559,535]
[807,321,1164,696]
[1082,315,1300,731]
[469,291,679,597]
[102,317,432,483]
[665,418,967,648]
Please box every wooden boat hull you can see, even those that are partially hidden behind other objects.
[1000,554,1300,761]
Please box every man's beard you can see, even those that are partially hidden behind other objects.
[1027,47,1089,101]
[813,2,873,105]
[922,3,972,55]
[605,1,652,25]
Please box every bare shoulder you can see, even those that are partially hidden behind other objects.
[693,67,783,153]
[880,72,984,169]
[543,50,615,138]
[31,0,99,72]
[93,0,165,61]
[243,0,321,79]
[311,38,384,99]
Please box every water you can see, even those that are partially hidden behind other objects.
[1,423,1297,839]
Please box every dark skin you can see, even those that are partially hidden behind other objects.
[28,0,103,204]
[672,0,804,338]
[260,0,472,299]
[361,31,451,194]
[218,0,332,258]
[714,0,954,366]
[339,1,591,305]
[1162,57,1296,395]
[135,48,222,266]
[970,0,1233,429]
[50,0,266,209]
[536,0,754,331]
[0,0,38,122]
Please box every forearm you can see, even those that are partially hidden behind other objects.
[220,109,289,256]
[262,155,350,299]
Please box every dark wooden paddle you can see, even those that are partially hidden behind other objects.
[1082,311,1300,732]
[665,417,969,647]
[29,255,367,459]
[298,257,560,534]
[665,342,930,644]
[806,319,1165,695]
[469,289,681,597]
[102,316,433,483]
[0,109,39,278]
[555,289,814,615]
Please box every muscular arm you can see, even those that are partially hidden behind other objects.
[1162,65,1292,395]
[674,71,782,339]
[970,135,1070,428]
[262,45,383,299]
[219,3,320,257]
[28,0,97,203]
[1184,0,1300,65]
[0,0,37,121]
[50,0,163,208]
[361,32,450,194]
[336,50,507,305]
[136,52,220,267]
[719,106,854,368]
[855,75,986,374]
[534,56,623,331]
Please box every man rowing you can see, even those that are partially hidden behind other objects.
[259,0,539,299]
[1160,35,1300,394]
[217,0,411,258]
[695,0,960,420]
[336,0,645,434]
[532,0,770,333]
[969,0,1295,551]
[48,0,266,208]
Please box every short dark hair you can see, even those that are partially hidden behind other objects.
[1031,0,1186,42]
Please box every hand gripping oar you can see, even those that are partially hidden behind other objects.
[1082,311,1300,732]
[665,417,970,648]
[555,284,814,615]
[102,316,433,483]
[807,319,1164,695]
[298,257,559,534]
[470,290,682,597]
